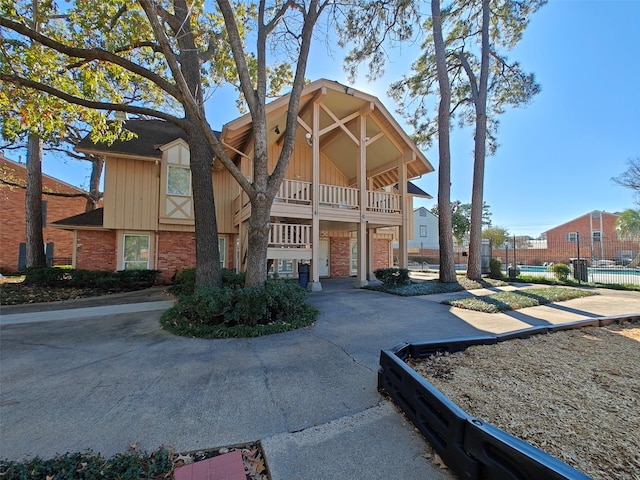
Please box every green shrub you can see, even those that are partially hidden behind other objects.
[169,268,245,296]
[23,267,70,286]
[22,267,157,290]
[374,268,410,287]
[551,262,571,281]
[489,258,503,279]
[160,278,318,337]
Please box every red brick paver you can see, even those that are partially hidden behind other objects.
[173,450,246,480]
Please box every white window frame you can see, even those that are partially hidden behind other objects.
[593,231,601,242]
[167,165,191,196]
[420,225,427,237]
[218,236,226,269]
[123,234,150,270]
[350,240,358,275]
[567,232,578,242]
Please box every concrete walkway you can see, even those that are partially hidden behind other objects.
[1,280,639,479]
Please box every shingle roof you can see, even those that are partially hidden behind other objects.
[395,181,433,199]
[75,119,220,159]
[51,207,104,228]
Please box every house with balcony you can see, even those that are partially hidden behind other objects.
[53,79,434,289]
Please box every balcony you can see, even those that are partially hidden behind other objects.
[234,179,402,225]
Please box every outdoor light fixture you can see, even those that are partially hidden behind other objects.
[274,125,280,135]
[305,132,313,147]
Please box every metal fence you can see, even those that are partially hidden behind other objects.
[405,236,640,286]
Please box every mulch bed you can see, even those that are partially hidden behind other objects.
[408,321,640,479]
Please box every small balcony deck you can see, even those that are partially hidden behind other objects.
[234,179,402,226]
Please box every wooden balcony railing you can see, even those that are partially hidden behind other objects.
[269,223,311,247]
[236,181,402,218]
[367,191,401,213]
[276,179,311,204]
[318,184,359,209]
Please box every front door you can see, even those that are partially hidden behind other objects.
[319,239,329,277]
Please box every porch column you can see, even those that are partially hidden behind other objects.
[309,99,322,291]
[356,111,368,287]
[398,154,409,269]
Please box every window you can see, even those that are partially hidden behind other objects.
[419,209,427,217]
[167,165,191,196]
[350,240,358,275]
[420,225,427,237]
[123,234,150,270]
[593,231,601,242]
[566,232,578,242]
[279,259,293,273]
[218,236,226,268]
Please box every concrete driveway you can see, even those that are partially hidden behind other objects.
[1,280,638,478]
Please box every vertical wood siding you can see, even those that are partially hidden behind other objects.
[103,157,159,230]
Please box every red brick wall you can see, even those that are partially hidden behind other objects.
[157,231,196,283]
[546,212,619,244]
[373,238,391,271]
[330,237,351,277]
[76,230,117,271]
[0,157,88,273]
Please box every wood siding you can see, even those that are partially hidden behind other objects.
[103,157,159,231]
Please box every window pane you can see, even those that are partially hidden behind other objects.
[167,166,191,196]
[420,225,427,237]
[124,235,150,270]
[218,236,226,268]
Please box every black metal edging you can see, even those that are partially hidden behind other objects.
[378,315,639,480]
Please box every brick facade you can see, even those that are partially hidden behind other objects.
[0,156,88,273]
[157,231,197,283]
[373,238,391,271]
[75,230,117,272]
[330,237,352,277]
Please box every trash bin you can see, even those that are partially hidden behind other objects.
[572,259,588,282]
[298,263,310,288]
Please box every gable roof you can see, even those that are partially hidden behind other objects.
[395,182,432,198]
[1,155,88,195]
[51,207,104,229]
[222,79,433,188]
[544,210,620,234]
[76,120,219,159]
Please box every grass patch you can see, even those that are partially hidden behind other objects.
[444,287,598,313]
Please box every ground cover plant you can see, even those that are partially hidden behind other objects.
[0,442,269,479]
[408,320,640,479]
[367,272,508,296]
[443,286,598,313]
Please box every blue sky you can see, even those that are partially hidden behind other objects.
[29,0,640,237]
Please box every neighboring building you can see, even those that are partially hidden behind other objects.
[53,79,435,289]
[492,210,636,267]
[544,210,625,261]
[0,154,89,273]
[408,206,439,251]
[392,206,438,253]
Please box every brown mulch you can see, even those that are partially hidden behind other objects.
[408,321,640,480]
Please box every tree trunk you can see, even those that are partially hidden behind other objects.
[188,129,221,288]
[85,154,103,211]
[432,0,456,283]
[244,193,273,289]
[467,0,490,281]
[25,132,47,268]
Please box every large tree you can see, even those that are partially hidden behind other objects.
[390,0,544,280]
[612,157,640,206]
[2,0,332,288]
[615,209,640,268]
